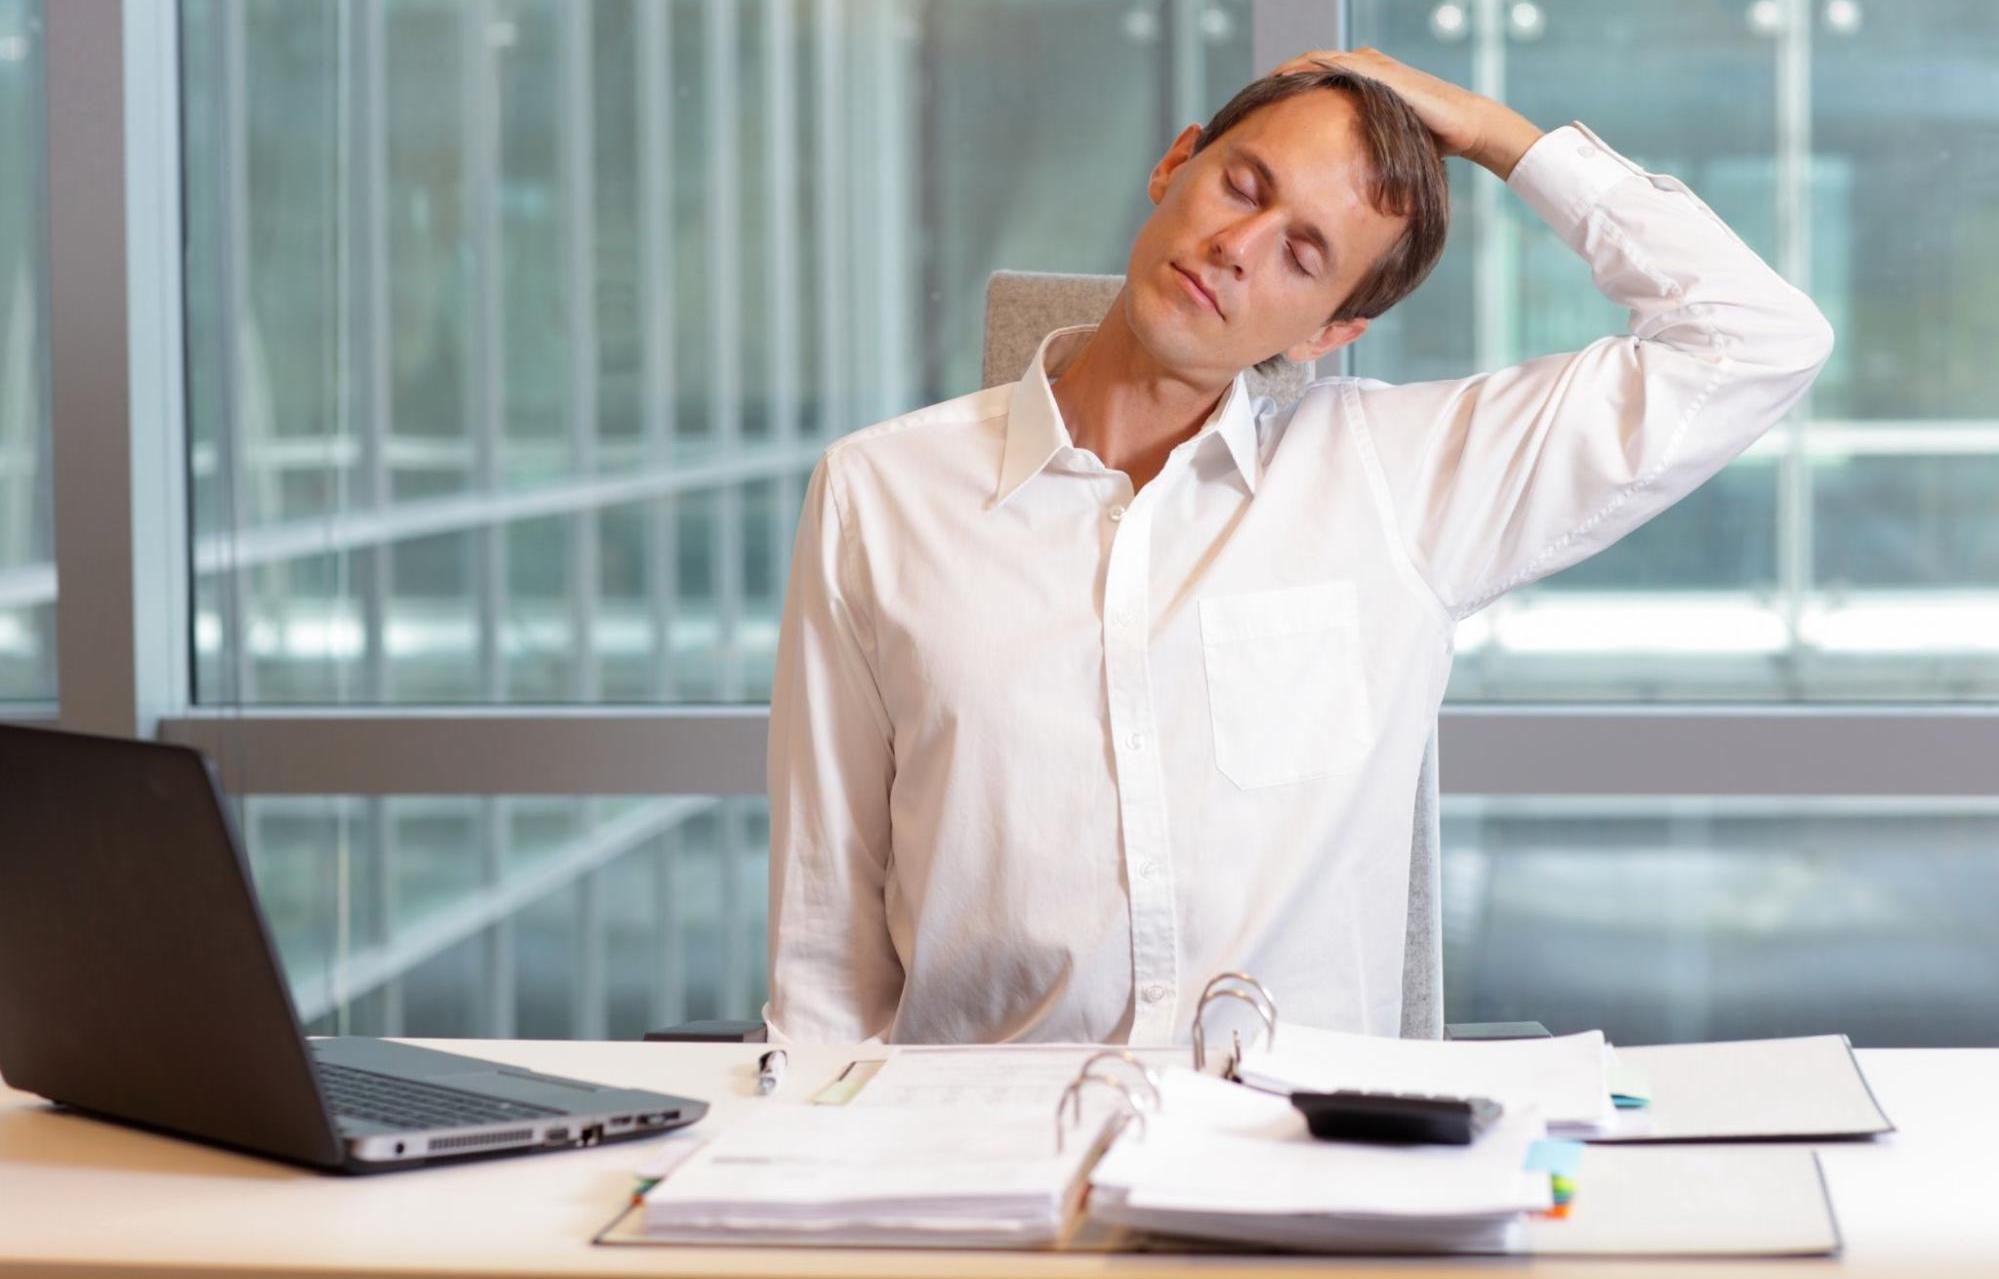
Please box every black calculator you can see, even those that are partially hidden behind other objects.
[1289,1090,1504,1145]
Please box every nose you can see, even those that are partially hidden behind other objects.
[1207,207,1281,277]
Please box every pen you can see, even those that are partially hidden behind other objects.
[757,1048,787,1096]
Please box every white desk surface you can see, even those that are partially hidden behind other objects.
[3,1040,1997,1278]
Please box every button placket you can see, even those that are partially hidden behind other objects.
[1100,480,1181,1044]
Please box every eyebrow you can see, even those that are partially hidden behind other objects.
[1227,145,1338,277]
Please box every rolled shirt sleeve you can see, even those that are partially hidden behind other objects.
[763,450,903,1043]
[1351,121,1837,621]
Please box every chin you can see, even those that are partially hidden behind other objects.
[1123,278,1204,365]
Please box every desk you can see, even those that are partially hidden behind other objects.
[3,1041,1997,1278]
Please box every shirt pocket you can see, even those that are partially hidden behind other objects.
[1198,580,1375,790]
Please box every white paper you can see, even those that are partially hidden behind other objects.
[640,1102,1103,1246]
[1587,1034,1891,1142]
[853,1044,1184,1108]
[1234,1025,1613,1133]
[1093,1069,1552,1219]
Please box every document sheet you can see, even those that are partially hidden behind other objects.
[1233,1025,1614,1135]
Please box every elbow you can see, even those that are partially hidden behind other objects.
[1774,292,1835,377]
[1799,305,1836,374]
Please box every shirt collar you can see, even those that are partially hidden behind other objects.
[993,323,1263,508]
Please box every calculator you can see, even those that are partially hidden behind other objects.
[1288,1090,1504,1145]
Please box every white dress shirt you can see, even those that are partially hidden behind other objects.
[764,122,1834,1046]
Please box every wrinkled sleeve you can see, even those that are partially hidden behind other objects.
[1351,121,1836,621]
[762,450,901,1044]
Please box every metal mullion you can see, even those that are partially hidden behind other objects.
[637,0,679,703]
[811,0,848,440]
[764,0,802,641]
[878,0,912,417]
[650,825,686,1029]
[157,705,1999,800]
[1774,0,1815,677]
[559,1,601,704]
[1168,0,1203,134]
[718,799,747,1016]
[50,0,191,735]
[1468,0,1515,379]
[367,796,402,1033]
[706,0,743,699]
[847,0,879,423]
[480,796,517,1037]
[22,0,54,703]
[344,0,392,703]
[574,854,607,1040]
[218,0,258,706]
[463,1,507,703]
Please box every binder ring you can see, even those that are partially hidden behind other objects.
[1074,1050,1163,1111]
[1054,1073,1150,1153]
[1192,972,1277,1073]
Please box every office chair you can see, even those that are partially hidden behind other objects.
[648,271,1530,1045]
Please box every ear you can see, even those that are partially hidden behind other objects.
[1146,124,1205,204]
[1285,316,1369,364]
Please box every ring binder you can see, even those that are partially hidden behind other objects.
[1074,1050,1164,1109]
[1192,971,1277,1074]
[1054,1051,1163,1153]
[1054,1074,1149,1153]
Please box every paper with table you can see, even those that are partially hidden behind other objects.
[598,1040,1844,1257]
[598,970,1873,1257]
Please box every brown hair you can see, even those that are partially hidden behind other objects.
[1190,67,1451,375]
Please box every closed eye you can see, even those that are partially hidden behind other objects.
[1225,177,1313,277]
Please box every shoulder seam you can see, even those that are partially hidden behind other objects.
[1338,379,1461,635]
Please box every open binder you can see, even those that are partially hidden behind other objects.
[597,970,1844,1257]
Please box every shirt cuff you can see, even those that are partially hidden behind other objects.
[1504,120,1645,245]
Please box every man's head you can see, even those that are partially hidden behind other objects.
[1121,67,1450,381]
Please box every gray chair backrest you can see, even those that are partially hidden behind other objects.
[980,269,1444,1039]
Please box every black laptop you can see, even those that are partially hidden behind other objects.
[0,723,708,1172]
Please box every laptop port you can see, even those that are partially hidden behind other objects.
[580,1124,604,1147]
[543,1127,569,1144]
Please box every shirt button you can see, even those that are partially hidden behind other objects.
[1142,984,1168,1005]
[1137,860,1159,880]
[1126,732,1144,751]
[1107,505,1125,522]
[1576,142,1597,158]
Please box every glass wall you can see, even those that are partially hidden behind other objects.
[248,793,769,1039]
[1353,0,1999,701]
[1442,796,1999,1047]
[0,0,49,703]
[178,0,1252,707]
[178,0,1254,1031]
[167,1,1999,1043]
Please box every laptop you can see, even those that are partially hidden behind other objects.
[0,723,708,1172]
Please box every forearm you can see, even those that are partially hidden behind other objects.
[1468,106,1544,182]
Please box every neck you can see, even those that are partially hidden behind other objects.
[1049,290,1233,492]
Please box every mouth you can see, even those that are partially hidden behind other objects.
[1171,263,1223,319]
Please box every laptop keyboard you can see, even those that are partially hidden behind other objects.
[316,1060,566,1131]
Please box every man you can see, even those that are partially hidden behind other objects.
[763,49,1834,1045]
